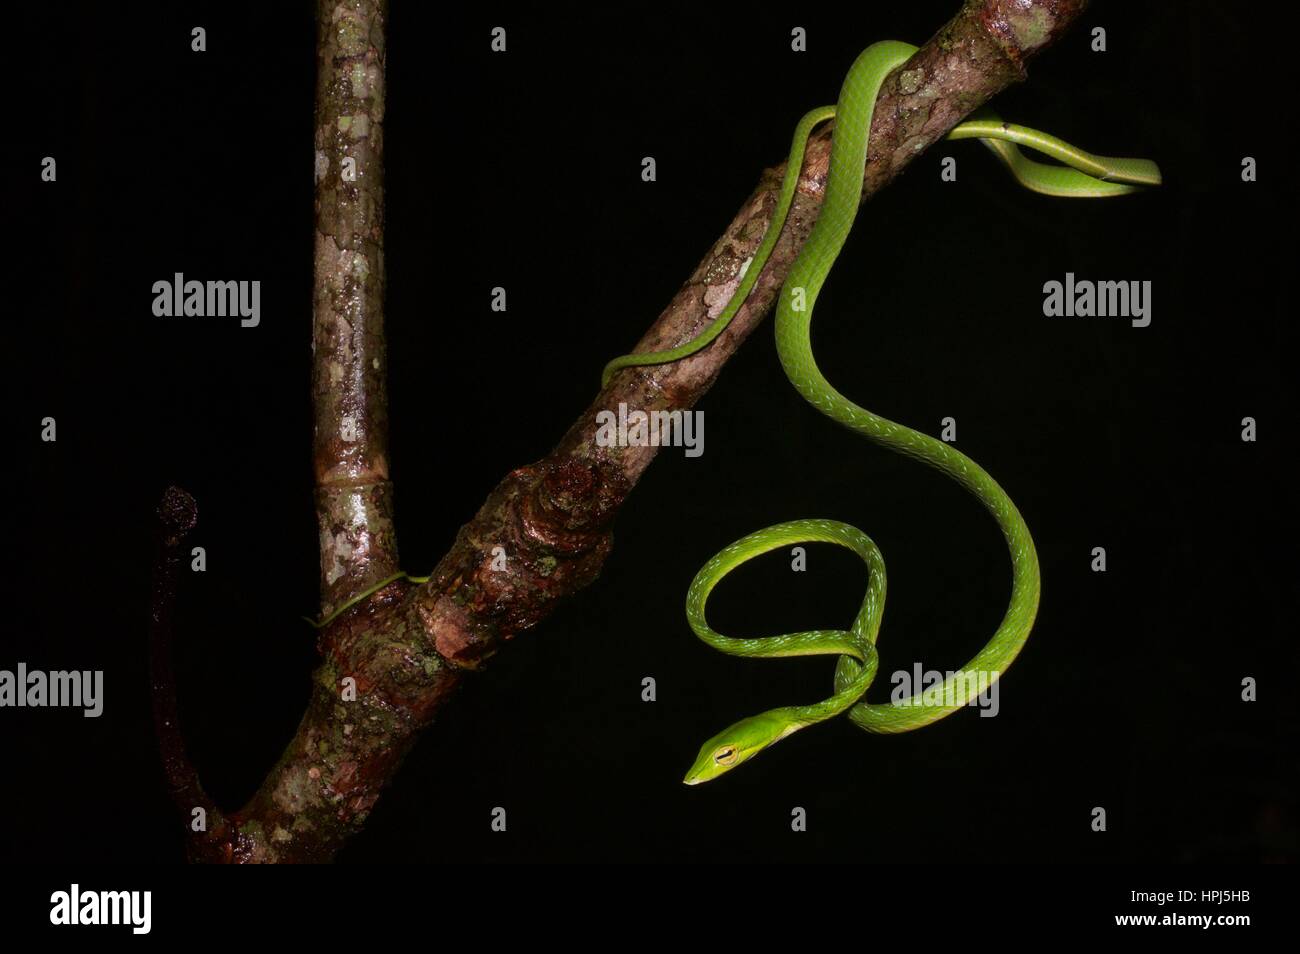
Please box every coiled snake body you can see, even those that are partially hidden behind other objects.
[601,41,1159,783]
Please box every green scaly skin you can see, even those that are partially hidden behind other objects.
[596,41,1159,785]
[303,571,430,629]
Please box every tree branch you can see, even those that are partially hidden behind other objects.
[171,0,1089,862]
[149,486,233,861]
[311,0,397,617]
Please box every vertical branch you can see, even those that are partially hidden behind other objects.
[311,0,396,616]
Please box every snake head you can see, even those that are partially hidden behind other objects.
[682,711,800,785]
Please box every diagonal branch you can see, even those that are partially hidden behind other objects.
[413,0,1091,666]
[171,0,1089,862]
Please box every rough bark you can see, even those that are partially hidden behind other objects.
[158,0,1091,863]
[311,0,396,617]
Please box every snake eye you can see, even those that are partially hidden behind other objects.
[713,746,738,765]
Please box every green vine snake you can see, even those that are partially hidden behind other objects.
[598,41,1160,784]
[303,571,429,629]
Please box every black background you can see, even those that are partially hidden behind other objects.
[8,1,1294,865]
